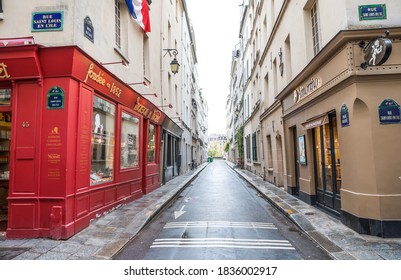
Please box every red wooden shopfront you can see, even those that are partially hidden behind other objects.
[0,43,165,239]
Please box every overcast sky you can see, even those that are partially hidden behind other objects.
[186,0,242,135]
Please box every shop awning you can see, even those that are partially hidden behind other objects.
[162,117,183,138]
[302,114,329,130]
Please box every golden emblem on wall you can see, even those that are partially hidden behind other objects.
[0,62,11,79]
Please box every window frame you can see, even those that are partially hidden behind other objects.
[245,134,251,162]
[147,123,157,163]
[120,110,140,170]
[90,95,117,186]
[115,0,122,50]
[252,132,258,161]
[310,1,321,56]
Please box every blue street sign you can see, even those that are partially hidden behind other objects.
[378,99,401,125]
[32,12,64,32]
[340,104,350,127]
[359,4,386,21]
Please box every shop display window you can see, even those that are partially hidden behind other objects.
[314,128,324,191]
[147,124,156,162]
[120,112,139,169]
[313,114,342,201]
[0,89,11,106]
[0,111,11,228]
[91,96,115,186]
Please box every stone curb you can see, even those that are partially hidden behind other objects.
[225,160,401,260]
[224,161,341,260]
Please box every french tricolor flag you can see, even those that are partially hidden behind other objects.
[125,0,151,33]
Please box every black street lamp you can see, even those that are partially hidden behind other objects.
[163,48,180,75]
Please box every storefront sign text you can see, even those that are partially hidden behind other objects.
[378,99,401,125]
[46,127,62,180]
[293,77,322,104]
[302,115,328,130]
[0,62,10,79]
[133,97,162,123]
[32,12,64,32]
[134,97,150,116]
[84,63,122,98]
[359,4,386,21]
[46,127,62,148]
[151,110,162,123]
[47,86,64,109]
[340,104,350,127]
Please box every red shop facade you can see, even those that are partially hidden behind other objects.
[0,42,168,239]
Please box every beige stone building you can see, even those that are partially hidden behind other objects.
[229,0,401,237]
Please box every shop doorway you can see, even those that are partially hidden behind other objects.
[291,126,300,195]
[0,97,11,233]
[313,113,341,214]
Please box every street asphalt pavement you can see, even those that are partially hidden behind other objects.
[1,160,401,260]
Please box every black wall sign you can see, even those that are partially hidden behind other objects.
[363,38,392,67]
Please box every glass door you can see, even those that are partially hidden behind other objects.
[313,113,341,214]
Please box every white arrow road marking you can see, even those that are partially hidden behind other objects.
[174,205,186,219]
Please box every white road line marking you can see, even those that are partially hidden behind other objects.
[154,238,290,243]
[153,241,292,246]
[152,221,294,250]
[166,221,275,225]
[150,244,295,250]
[164,221,277,230]
[150,238,295,250]
[164,225,277,229]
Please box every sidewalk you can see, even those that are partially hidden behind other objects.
[1,160,401,260]
[225,160,401,260]
[0,163,208,260]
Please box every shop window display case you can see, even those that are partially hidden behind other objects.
[0,112,11,230]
